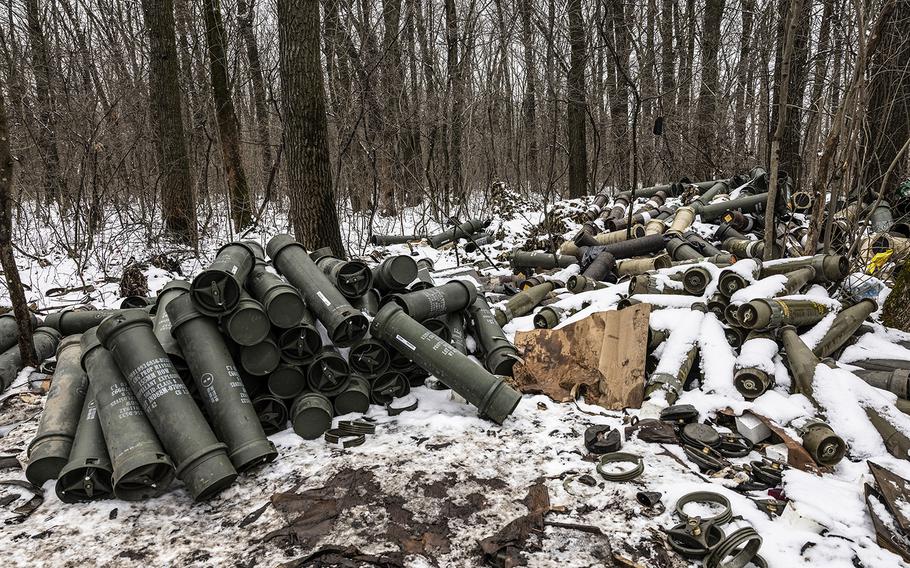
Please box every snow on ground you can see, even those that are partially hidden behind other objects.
[1,194,910,566]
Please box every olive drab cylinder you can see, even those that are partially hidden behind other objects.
[370,233,421,245]
[267,234,368,347]
[390,280,477,321]
[167,294,277,472]
[494,280,559,327]
[798,419,846,466]
[372,303,522,424]
[717,263,761,298]
[448,311,468,354]
[616,254,672,276]
[315,254,373,299]
[427,218,491,248]
[45,308,141,336]
[685,233,723,257]
[779,326,820,402]
[775,266,816,297]
[562,225,647,256]
[277,310,322,365]
[190,241,257,316]
[253,393,289,435]
[581,233,667,260]
[240,334,281,376]
[222,292,271,346]
[666,207,696,235]
[733,331,777,399]
[644,304,707,404]
[334,375,371,415]
[306,347,351,396]
[0,326,60,392]
[26,334,88,487]
[291,392,333,439]
[268,364,308,399]
[759,254,848,284]
[865,407,910,460]
[737,299,830,330]
[371,254,419,293]
[534,306,565,329]
[812,299,878,359]
[695,193,769,222]
[247,259,306,329]
[55,395,113,503]
[854,369,910,399]
[510,251,577,271]
[680,266,711,295]
[348,334,391,377]
[152,279,190,373]
[665,236,703,261]
[80,329,175,500]
[97,311,237,501]
[0,312,37,354]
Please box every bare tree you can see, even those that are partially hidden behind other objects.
[566,0,588,197]
[278,0,345,256]
[140,0,198,246]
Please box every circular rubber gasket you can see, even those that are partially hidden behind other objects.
[596,452,644,482]
[675,491,733,525]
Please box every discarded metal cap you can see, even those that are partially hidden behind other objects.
[370,371,410,404]
[584,425,622,454]
[291,392,333,440]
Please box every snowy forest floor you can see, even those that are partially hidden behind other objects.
[1,195,910,567]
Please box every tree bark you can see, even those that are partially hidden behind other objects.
[278,0,345,257]
[733,0,755,166]
[203,0,253,230]
[25,0,66,204]
[519,0,538,181]
[694,0,724,179]
[141,0,198,246]
[238,0,274,191]
[567,0,588,198]
[608,0,630,190]
[0,76,37,367]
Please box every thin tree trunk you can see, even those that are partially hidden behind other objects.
[278,0,345,257]
[140,0,198,246]
[694,0,724,179]
[238,0,273,191]
[0,77,37,367]
[733,0,755,166]
[567,0,588,198]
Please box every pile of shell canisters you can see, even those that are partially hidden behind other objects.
[503,166,910,469]
[23,233,524,504]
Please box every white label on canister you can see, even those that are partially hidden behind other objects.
[396,335,416,351]
[317,291,332,306]
[640,211,651,223]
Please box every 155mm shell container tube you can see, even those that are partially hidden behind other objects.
[854,369,910,399]
[390,280,477,321]
[370,233,421,245]
[616,254,673,276]
[737,299,831,330]
[775,266,816,297]
[759,254,848,284]
[55,395,113,503]
[427,218,491,248]
[348,333,390,377]
[45,309,141,336]
[644,304,707,404]
[80,329,174,500]
[247,259,306,328]
[315,254,373,299]
[798,418,846,466]
[168,294,277,472]
[267,364,308,399]
[372,303,521,424]
[306,347,351,396]
[267,234,368,346]
[26,334,87,486]
[190,241,257,316]
[582,234,667,261]
[510,251,577,271]
[152,280,190,373]
[695,193,769,222]
[0,326,60,392]
[97,311,236,501]
[240,334,281,376]
[290,392,333,439]
[717,263,761,298]
[812,299,878,359]
[371,254,419,293]
[222,292,271,346]
[494,280,559,327]
[733,331,778,399]
[0,312,37,353]
[278,309,322,364]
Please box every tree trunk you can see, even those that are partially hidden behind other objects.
[203,0,253,230]
[763,0,804,259]
[141,0,198,246]
[444,0,464,204]
[694,0,724,179]
[519,0,538,182]
[25,0,66,204]
[608,0,630,190]
[0,77,37,367]
[238,0,274,191]
[733,0,755,166]
[861,0,910,202]
[278,0,345,257]
[566,0,588,198]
